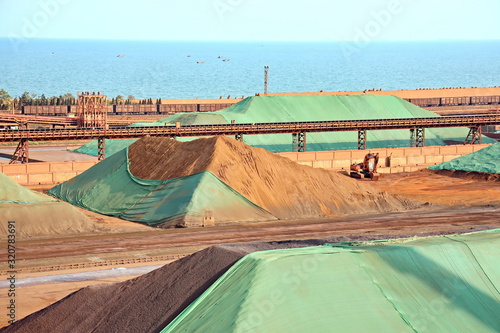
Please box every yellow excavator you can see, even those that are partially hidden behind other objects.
[350,153,380,181]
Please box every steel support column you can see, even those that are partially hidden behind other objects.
[97,137,106,161]
[292,132,306,152]
[357,129,367,150]
[464,126,482,144]
[235,133,243,142]
[9,138,29,164]
[410,128,425,147]
[416,128,425,147]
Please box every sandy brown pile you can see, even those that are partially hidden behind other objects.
[3,228,492,333]
[129,136,414,219]
[0,202,107,239]
[0,172,107,239]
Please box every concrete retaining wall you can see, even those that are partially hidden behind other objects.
[277,144,491,174]
[1,161,98,185]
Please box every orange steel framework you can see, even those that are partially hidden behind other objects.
[77,91,108,128]
[464,125,482,145]
[77,91,108,160]
[0,114,140,128]
[9,138,29,164]
[2,114,500,162]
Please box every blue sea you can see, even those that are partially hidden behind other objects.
[0,38,499,99]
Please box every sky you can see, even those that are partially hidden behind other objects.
[0,0,499,41]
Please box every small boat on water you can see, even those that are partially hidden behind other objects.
[117,54,125,58]
[197,61,206,64]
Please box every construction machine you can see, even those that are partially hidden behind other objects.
[350,153,380,181]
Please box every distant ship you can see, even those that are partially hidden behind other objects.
[223,59,230,62]
[117,54,125,58]
[197,61,206,64]
[218,56,223,58]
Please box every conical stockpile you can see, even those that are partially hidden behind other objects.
[129,136,414,219]
[50,136,414,228]
[0,172,102,239]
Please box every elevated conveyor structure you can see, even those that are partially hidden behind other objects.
[0,114,498,140]
[1,114,500,161]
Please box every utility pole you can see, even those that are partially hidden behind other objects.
[264,66,269,95]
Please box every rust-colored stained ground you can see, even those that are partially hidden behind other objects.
[1,170,500,328]
[374,169,500,207]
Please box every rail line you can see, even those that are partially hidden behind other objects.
[15,95,500,116]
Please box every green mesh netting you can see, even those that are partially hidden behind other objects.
[48,148,276,227]
[74,95,495,156]
[428,143,500,174]
[162,229,500,333]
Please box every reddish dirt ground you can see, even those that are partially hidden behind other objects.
[1,169,500,327]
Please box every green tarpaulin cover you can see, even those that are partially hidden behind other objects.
[72,138,138,157]
[428,143,500,174]
[49,148,276,227]
[74,95,495,156]
[162,229,500,333]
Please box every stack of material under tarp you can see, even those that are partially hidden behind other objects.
[0,172,101,239]
[50,138,277,228]
[50,136,414,228]
[5,230,499,332]
[162,230,500,332]
[133,94,497,150]
[73,95,497,157]
[428,142,500,174]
